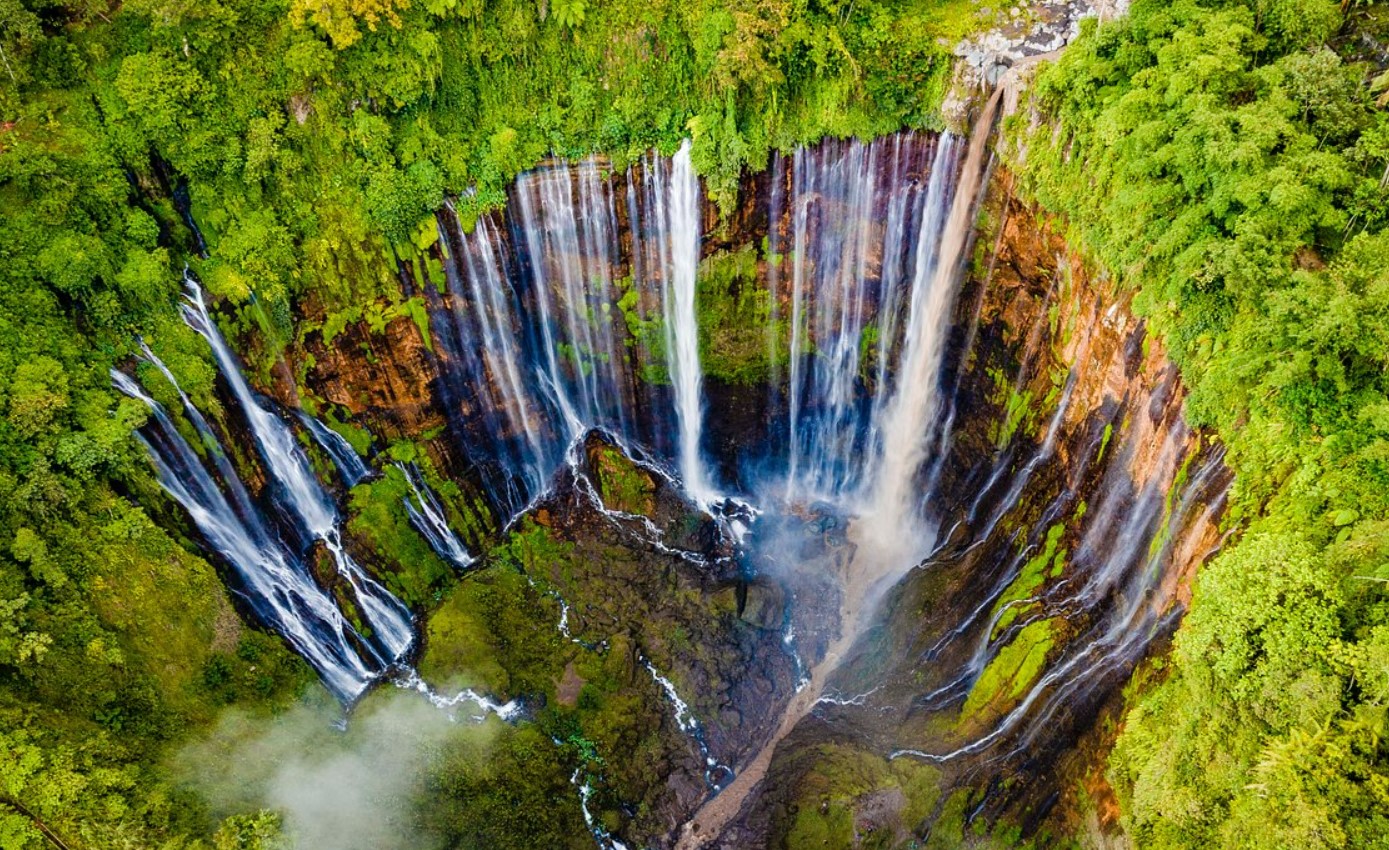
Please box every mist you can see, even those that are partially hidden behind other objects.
[174,687,502,850]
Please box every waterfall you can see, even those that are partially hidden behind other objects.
[299,412,370,488]
[766,153,787,421]
[421,128,980,526]
[118,301,526,711]
[859,89,1003,561]
[397,462,475,571]
[676,101,1003,850]
[116,124,1008,727]
[781,133,955,503]
[179,275,416,667]
[893,421,1230,765]
[91,104,1249,850]
[113,362,382,702]
[512,156,630,438]
[653,141,716,506]
[116,103,1224,816]
[427,145,719,519]
[432,208,555,511]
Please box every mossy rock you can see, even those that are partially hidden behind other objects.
[418,565,565,700]
[589,441,657,516]
[774,743,944,850]
[418,582,511,693]
[574,431,725,555]
[961,619,1058,723]
[346,465,456,608]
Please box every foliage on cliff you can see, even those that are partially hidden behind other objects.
[3,0,971,346]
[1015,0,1389,845]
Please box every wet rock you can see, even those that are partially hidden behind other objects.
[739,581,785,630]
[572,430,733,564]
[855,787,909,841]
[303,311,447,440]
[483,433,803,845]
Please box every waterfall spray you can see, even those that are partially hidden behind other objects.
[677,92,1005,850]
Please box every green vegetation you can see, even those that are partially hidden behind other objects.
[305,296,432,352]
[985,360,1066,449]
[960,618,1057,722]
[615,274,670,384]
[774,744,943,849]
[697,244,786,384]
[1015,0,1389,844]
[986,366,1035,448]
[11,0,1387,842]
[2,0,980,384]
[858,785,1075,850]
[417,720,593,849]
[0,330,315,847]
[419,547,564,697]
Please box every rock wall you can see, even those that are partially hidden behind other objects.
[226,137,1229,848]
[720,171,1231,848]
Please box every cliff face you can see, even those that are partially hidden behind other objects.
[957,185,1229,839]
[217,143,1228,847]
[723,174,1231,847]
[305,315,445,440]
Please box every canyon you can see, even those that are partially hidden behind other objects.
[115,91,1230,848]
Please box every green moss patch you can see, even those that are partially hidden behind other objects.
[776,743,944,850]
[962,618,1058,723]
[419,558,567,700]
[346,466,456,609]
[697,245,786,385]
[991,524,1067,638]
[987,366,1036,449]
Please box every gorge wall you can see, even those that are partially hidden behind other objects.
[122,122,1231,849]
[727,173,1233,848]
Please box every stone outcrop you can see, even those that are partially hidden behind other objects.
[512,432,803,843]
[942,0,1129,128]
